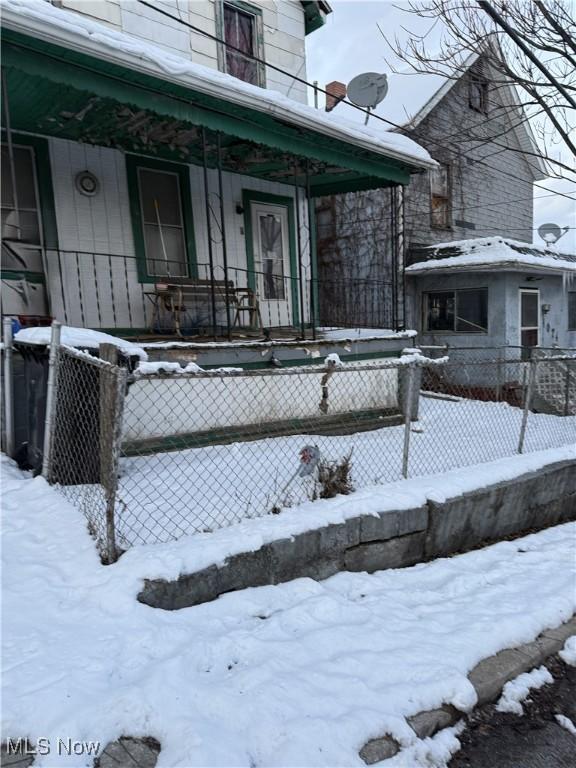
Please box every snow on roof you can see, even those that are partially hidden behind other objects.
[14,326,148,360]
[0,0,435,170]
[405,236,576,275]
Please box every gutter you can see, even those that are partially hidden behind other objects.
[0,7,436,172]
[405,260,576,276]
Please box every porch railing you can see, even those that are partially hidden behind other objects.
[38,248,397,337]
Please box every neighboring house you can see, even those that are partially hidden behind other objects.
[1,0,435,340]
[405,237,576,353]
[316,52,550,337]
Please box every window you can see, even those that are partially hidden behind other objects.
[430,163,451,229]
[424,288,488,333]
[222,2,263,86]
[126,156,196,282]
[469,75,488,113]
[137,168,188,278]
[1,144,44,273]
[569,292,576,331]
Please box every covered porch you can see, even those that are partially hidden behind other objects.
[1,1,434,342]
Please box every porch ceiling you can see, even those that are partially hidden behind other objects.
[2,29,413,195]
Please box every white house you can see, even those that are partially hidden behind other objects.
[0,0,435,342]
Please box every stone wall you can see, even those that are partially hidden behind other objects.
[139,458,576,609]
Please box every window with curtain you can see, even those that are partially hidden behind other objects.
[259,212,285,299]
[137,168,188,278]
[425,288,488,333]
[223,2,261,85]
[430,163,451,229]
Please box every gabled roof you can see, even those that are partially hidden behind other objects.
[381,52,548,181]
[405,236,576,276]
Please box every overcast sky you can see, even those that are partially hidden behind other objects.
[305,1,576,252]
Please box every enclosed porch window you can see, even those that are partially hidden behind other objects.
[1,143,44,273]
[126,156,196,282]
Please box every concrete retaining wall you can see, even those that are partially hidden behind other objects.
[138,458,576,610]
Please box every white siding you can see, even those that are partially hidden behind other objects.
[60,0,309,103]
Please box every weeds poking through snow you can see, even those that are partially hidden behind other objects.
[313,451,354,499]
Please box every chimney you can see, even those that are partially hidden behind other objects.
[325,81,347,112]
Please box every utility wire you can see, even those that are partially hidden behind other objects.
[136,0,576,205]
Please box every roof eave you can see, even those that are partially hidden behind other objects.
[406,261,574,276]
[0,8,434,173]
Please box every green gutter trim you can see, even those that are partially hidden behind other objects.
[1,32,413,185]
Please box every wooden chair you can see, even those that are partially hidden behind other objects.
[231,287,263,331]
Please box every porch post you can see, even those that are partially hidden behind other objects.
[216,132,232,340]
[201,128,218,336]
[293,165,306,339]
[305,160,317,340]
[396,185,406,330]
[390,187,398,330]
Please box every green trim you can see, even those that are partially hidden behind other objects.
[125,153,197,284]
[242,189,300,327]
[1,269,45,284]
[302,1,328,34]
[1,33,414,186]
[0,130,58,249]
[123,408,401,456]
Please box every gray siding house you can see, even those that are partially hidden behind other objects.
[316,53,576,354]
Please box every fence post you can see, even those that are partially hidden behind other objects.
[99,343,126,564]
[42,321,62,480]
[496,349,503,402]
[564,362,571,417]
[402,361,417,478]
[518,357,537,454]
[2,318,15,458]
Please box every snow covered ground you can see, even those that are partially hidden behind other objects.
[2,457,575,768]
[116,395,575,545]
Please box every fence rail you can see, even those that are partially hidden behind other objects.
[39,331,575,561]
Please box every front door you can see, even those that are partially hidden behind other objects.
[519,288,539,352]
[250,202,292,328]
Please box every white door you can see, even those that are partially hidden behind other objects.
[519,288,539,351]
[250,202,293,328]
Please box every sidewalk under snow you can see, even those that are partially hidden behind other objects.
[2,457,575,767]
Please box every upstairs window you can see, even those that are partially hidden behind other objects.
[222,2,263,86]
[430,163,451,229]
[424,288,488,333]
[469,75,489,113]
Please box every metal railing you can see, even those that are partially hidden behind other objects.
[38,248,397,338]
[39,331,575,561]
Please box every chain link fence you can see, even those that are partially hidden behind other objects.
[42,341,576,561]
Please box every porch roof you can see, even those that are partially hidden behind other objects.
[406,237,576,277]
[1,0,435,195]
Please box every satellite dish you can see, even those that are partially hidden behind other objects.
[347,72,389,110]
[538,222,567,245]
